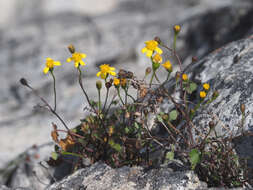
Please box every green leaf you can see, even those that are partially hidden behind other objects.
[125,127,130,133]
[169,110,178,121]
[51,152,58,160]
[113,143,122,152]
[134,122,139,129]
[189,82,197,92]
[166,151,174,160]
[157,115,163,123]
[109,140,122,152]
[189,149,201,170]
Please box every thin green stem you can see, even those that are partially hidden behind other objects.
[149,71,155,88]
[126,93,135,102]
[50,70,57,111]
[24,84,70,131]
[154,72,161,83]
[98,89,101,113]
[173,34,177,52]
[117,88,124,105]
[124,89,128,105]
[102,88,109,112]
[77,67,96,113]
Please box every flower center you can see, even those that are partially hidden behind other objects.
[146,40,157,51]
[46,60,54,68]
[101,64,110,73]
[72,53,82,62]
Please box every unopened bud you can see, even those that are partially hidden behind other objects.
[173,25,181,35]
[105,81,112,89]
[212,91,219,99]
[20,78,28,86]
[192,56,198,62]
[154,36,161,44]
[209,121,215,129]
[145,67,152,75]
[68,44,75,54]
[96,80,102,90]
[175,72,181,80]
[240,104,245,114]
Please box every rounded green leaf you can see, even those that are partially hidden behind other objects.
[51,152,58,160]
[169,110,178,121]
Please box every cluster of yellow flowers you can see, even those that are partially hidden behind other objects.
[200,83,210,98]
[141,40,172,73]
[43,51,116,80]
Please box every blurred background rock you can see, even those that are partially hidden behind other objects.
[0,0,252,169]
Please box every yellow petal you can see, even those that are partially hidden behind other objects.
[74,62,79,68]
[46,57,52,61]
[141,47,147,54]
[155,47,163,55]
[146,50,153,58]
[79,60,86,66]
[53,61,61,66]
[101,73,107,79]
[66,58,72,62]
[96,71,101,77]
[81,53,87,58]
[110,67,115,71]
[43,67,49,74]
[110,71,116,76]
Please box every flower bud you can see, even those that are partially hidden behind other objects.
[20,78,29,86]
[68,44,75,54]
[105,81,112,89]
[173,25,181,35]
[145,67,152,75]
[240,104,245,114]
[212,91,219,99]
[209,121,215,129]
[200,91,206,99]
[182,73,188,81]
[192,56,198,62]
[154,36,161,44]
[96,80,102,90]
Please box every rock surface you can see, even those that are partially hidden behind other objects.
[47,162,207,190]
[1,0,253,170]
[185,36,253,177]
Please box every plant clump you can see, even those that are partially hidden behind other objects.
[20,25,252,188]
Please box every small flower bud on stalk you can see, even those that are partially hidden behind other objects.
[20,78,29,86]
[154,36,161,44]
[209,121,215,129]
[173,25,181,35]
[240,104,245,114]
[192,56,198,62]
[96,80,102,90]
[68,44,75,54]
[105,81,112,89]
[212,91,219,99]
[145,67,152,76]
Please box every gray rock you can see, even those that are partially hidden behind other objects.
[184,36,253,175]
[47,162,207,190]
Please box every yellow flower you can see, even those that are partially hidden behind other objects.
[182,73,188,81]
[162,60,172,72]
[174,25,181,34]
[96,64,116,79]
[200,91,206,99]
[120,78,127,88]
[43,58,61,74]
[152,53,162,63]
[66,52,86,68]
[203,83,210,91]
[113,78,120,86]
[141,40,163,57]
